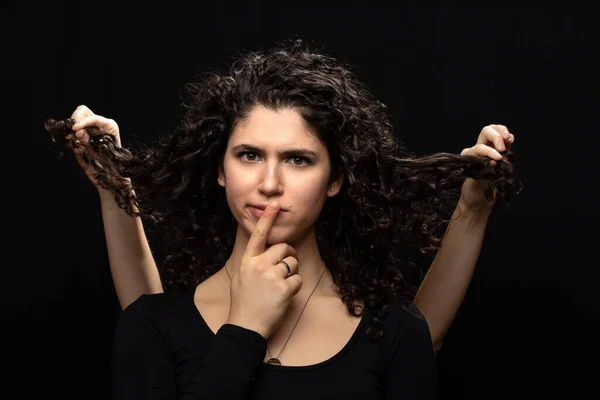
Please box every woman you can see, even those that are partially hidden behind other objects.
[46,40,518,398]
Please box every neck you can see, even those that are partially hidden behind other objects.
[220,225,335,297]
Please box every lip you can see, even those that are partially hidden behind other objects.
[247,204,287,219]
[248,204,288,212]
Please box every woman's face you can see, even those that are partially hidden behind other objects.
[219,105,342,245]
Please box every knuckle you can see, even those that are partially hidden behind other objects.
[277,281,289,293]
[252,262,265,275]
[252,228,266,239]
[286,244,297,255]
[269,242,283,250]
[242,256,256,268]
[264,269,278,282]
[76,105,91,114]
[291,275,303,290]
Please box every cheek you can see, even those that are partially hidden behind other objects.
[288,182,329,220]
[224,177,250,206]
[222,168,252,212]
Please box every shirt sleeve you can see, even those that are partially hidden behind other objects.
[111,294,267,400]
[386,303,439,399]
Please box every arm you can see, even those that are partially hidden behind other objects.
[61,106,165,310]
[413,201,490,353]
[184,324,267,398]
[414,123,514,353]
[112,295,266,400]
[99,188,163,310]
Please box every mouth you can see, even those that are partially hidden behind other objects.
[247,204,287,219]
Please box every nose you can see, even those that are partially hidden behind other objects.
[257,163,283,196]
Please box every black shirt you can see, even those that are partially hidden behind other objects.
[111,290,438,399]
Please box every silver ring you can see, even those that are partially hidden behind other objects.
[279,260,291,277]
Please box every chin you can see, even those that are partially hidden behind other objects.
[264,228,296,245]
[265,233,294,246]
[240,222,302,246]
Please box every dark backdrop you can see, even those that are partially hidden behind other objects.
[3,2,597,399]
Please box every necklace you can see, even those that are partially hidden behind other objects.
[224,261,326,366]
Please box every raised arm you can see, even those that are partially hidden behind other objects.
[60,105,163,309]
[97,188,163,309]
[414,124,515,353]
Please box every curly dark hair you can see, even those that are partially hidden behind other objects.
[45,39,520,341]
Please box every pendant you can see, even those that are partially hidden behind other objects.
[266,357,281,366]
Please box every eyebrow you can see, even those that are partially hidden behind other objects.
[231,144,319,158]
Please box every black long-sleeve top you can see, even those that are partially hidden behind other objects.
[111,290,438,399]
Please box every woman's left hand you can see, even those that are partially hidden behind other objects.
[459,124,515,213]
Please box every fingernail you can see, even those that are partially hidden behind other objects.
[269,201,279,209]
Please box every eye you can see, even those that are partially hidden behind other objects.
[289,156,310,166]
[239,151,260,162]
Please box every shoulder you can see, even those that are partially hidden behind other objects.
[375,299,436,372]
[117,290,194,334]
[384,299,432,343]
[123,290,189,314]
[378,301,438,396]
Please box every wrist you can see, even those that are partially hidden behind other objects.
[455,199,493,222]
[225,317,269,340]
[97,180,134,202]
[97,187,117,203]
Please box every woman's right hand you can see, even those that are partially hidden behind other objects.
[69,105,122,190]
[226,201,303,340]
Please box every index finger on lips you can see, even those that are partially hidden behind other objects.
[244,201,280,257]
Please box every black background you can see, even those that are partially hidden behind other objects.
[3,2,597,399]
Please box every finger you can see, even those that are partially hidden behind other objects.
[244,201,281,257]
[72,115,117,134]
[275,256,298,279]
[480,126,506,152]
[467,143,503,160]
[70,105,93,122]
[490,124,511,140]
[505,133,515,151]
[265,243,298,268]
[283,274,303,297]
[491,124,515,152]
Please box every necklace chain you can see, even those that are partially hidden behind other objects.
[224,261,326,364]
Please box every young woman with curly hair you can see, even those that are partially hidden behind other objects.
[46,40,518,399]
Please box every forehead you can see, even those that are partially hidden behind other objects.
[229,106,322,150]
